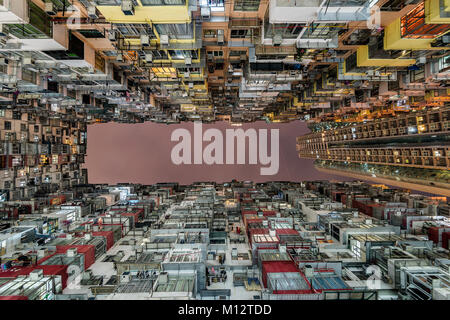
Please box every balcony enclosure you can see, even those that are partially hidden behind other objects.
[8,1,52,39]
[270,0,371,23]
[96,0,186,4]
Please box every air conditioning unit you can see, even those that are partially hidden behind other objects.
[273,34,282,46]
[121,273,130,283]
[37,249,48,259]
[22,55,32,66]
[116,53,123,62]
[67,248,78,257]
[145,53,153,62]
[87,6,98,19]
[108,30,116,41]
[185,57,192,65]
[29,269,44,281]
[184,71,190,78]
[188,82,194,88]
[217,29,224,45]
[201,7,211,20]
[160,34,169,45]
[418,56,426,64]
[45,2,57,16]
[140,34,150,47]
[159,272,169,284]
[366,70,374,76]
[442,35,450,44]
[304,266,314,278]
[121,0,135,15]
[0,24,7,37]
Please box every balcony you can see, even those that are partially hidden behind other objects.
[297,23,344,49]
[316,0,371,21]
[0,0,28,23]
[269,0,371,23]
[4,1,66,51]
[96,0,190,24]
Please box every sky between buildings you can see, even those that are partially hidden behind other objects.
[84,120,347,185]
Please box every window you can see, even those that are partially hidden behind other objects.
[234,0,260,11]
[410,67,424,82]
[231,29,249,39]
[229,50,246,56]
[201,0,224,11]
[141,0,185,5]
[438,55,450,72]
[207,50,223,57]
[21,124,26,132]
[203,29,217,38]
[151,50,169,60]
[155,23,194,40]
[22,69,37,84]
[4,121,11,130]
[77,29,105,38]
[168,50,199,60]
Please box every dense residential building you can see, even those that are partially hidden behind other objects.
[0,0,448,303]
[0,180,448,300]
[296,107,450,195]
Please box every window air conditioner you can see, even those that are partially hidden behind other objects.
[141,34,150,47]
[160,35,169,45]
[185,57,192,65]
[201,7,211,20]
[45,2,57,15]
[217,29,224,45]
[22,55,32,66]
[121,0,135,15]
[108,30,116,41]
[418,57,426,64]
[145,53,153,62]
[273,34,282,46]
[0,24,7,37]
[87,6,98,19]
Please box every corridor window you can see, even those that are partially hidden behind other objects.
[234,0,260,11]
[231,29,249,38]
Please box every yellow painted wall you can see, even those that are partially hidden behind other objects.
[96,5,190,24]
[384,18,449,50]
[356,45,415,67]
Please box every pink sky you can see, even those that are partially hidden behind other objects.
[84,120,346,185]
